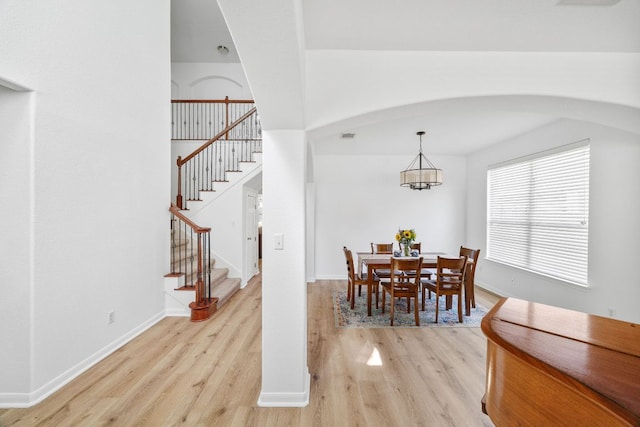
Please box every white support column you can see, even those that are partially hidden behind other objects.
[258,129,310,407]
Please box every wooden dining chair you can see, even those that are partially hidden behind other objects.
[459,246,480,310]
[343,246,379,310]
[399,241,430,287]
[396,241,431,285]
[381,256,423,326]
[421,256,467,323]
[369,242,394,286]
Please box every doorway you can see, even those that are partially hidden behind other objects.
[245,189,260,280]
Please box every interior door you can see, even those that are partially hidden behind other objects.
[246,191,259,279]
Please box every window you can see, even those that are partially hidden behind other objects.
[487,141,590,286]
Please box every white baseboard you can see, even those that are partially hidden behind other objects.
[313,275,346,281]
[0,393,30,408]
[257,371,310,408]
[475,280,509,298]
[0,311,165,408]
[165,308,190,317]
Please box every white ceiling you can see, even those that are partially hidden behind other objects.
[171,0,640,155]
[171,0,239,63]
[302,0,640,53]
[172,0,640,62]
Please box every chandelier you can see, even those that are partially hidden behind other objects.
[400,131,443,190]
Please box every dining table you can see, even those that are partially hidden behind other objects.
[356,251,476,317]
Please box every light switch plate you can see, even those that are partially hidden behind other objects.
[274,233,284,250]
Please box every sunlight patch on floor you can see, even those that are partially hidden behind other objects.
[367,347,383,366]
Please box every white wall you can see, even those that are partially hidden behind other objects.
[467,119,640,323]
[313,152,467,279]
[0,84,32,394]
[259,130,309,406]
[195,183,243,276]
[171,62,252,99]
[187,165,263,285]
[0,0,171,406]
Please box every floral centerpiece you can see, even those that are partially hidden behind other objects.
[395,228,416,256]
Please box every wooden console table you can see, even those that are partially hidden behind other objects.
[481,298,640,426]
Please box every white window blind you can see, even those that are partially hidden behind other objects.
[487,141,590,285]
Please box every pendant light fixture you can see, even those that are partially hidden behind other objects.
[400,131,443,190]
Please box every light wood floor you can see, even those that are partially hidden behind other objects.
[0,275,500,426]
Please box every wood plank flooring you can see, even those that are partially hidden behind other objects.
[0,275,500,426]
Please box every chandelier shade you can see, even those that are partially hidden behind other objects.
[400,131,443,190]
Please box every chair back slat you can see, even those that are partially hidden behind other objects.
[398,241,422,252]
[390,257,423,289]
[371,243,394,254]
[343,246,356,281]
[435,256,467,291]
[460,246,480,280]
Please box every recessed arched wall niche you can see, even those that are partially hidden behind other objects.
[189,75,243,100]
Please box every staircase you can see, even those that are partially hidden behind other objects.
[164,99,262,320]
[164,223,242,318]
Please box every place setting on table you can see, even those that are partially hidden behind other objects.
[338,228,487,328]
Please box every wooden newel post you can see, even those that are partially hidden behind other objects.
[224,96,229,140]
[188,228,216,322]
[176,156,183,209]
[194,233,203,303]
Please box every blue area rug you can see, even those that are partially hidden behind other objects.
[333,289,488,328]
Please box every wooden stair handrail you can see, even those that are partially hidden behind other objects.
[169,203,216,321]
[175,106,258,209]
[177,107,257,167]
[169,204,210,234]
[171,97,256,141]
[171,98,255,104]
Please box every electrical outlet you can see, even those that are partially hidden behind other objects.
[108,311,115,324]
[510,278,516,286]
